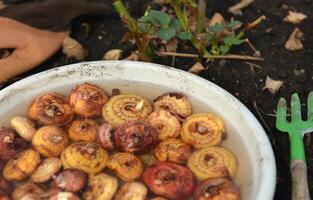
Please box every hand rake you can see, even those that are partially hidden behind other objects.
[276,93,311,200]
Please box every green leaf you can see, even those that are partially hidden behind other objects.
[207,23,225,33]
[139,23,154,34]
[206,33,214,41]
[157,28,176,40]
[210,45,220,55]
[149,10,171,26]
[177,31,192,40]
[226,20,242,29]
[138,16,151,23]
[186,0,197,7]
[169,19,181,30]
[224,35,244,46]
[219,45,230,54]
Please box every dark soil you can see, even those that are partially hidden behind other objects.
[2,0,313,199]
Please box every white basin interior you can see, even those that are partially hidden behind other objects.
[0,61,276,200]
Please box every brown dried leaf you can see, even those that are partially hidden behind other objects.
[125,51,139,61]
[283,11,307,24]
[103,49,122,60]
[163,39,178,52]
[188,62,207,74]
[285,28,304,51]
[262,76,284,94]
[208,13,225,27]
[62,36,88,60]
[228,0,254,16]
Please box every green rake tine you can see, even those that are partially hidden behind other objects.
[307,92,313,121]
[291,93,302,122]
[276,97,288,131]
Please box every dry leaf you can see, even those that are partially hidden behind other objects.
[188,62,207,74]
[262,76,284,94]
[229,0,254,16]
[285,28,304,51]
[62,36,88,60]
[103,49,122,60]
[283,11,307,24]
[208,13,225,27]
[163,39,178,52]
[125,52,139,61]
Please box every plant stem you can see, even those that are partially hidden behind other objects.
[113,0,137,32]
[113,0,154,61]
[170,2,189,31]
[168,1,209,56]
[157,51,265,61]
[196,0,206,34]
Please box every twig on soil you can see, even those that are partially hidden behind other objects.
[228,0,254,16]
[252,100,272,133]
[245,15,266,30]
[245,62,262,69]
[157,51,264,61]
[244,39,261,57]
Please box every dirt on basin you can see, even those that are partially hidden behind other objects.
[2,0,313,199]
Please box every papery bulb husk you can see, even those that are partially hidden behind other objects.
[61,142,108,174]
[187,146,238,180]
[102,94,153,128]
[181,113,226,148]
[146,109,181,140]
[28,93,73,126]
[107,152,143,182]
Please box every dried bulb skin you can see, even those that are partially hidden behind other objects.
[0,128,27,161]
[49,192,81,200]
[83,173,118,200]
[97,123,114,150]
[146,110,181,140]
[31,157,62,183]
[150,198,168,200]
[107,152,143,182]
[194,178,240,200]
[187,147,238,180]
[153,93,192,118]
[114,120,158,153]
[68,119,99,142]
[142,162,195,200]
[19,193,41,200]
[12,182,44,200]
[32,126,69,157]
[114,182,147,200]
[102,94,153,128]
[139,153,157,167]
[10,116,36,141]
[61,142,108,174]
[181,113,226,148]
[28,93,74,126]
[69,83,109,118]
[154,138,192,164]
[55,169,87,192]
[3,149,41,181]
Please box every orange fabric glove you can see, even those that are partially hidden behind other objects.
[0,17,68,82]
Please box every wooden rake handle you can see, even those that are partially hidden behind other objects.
[291,159,311,200]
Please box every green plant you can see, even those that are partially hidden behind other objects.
[114,0,260,61]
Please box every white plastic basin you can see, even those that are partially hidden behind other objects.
[0,61,276,200]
